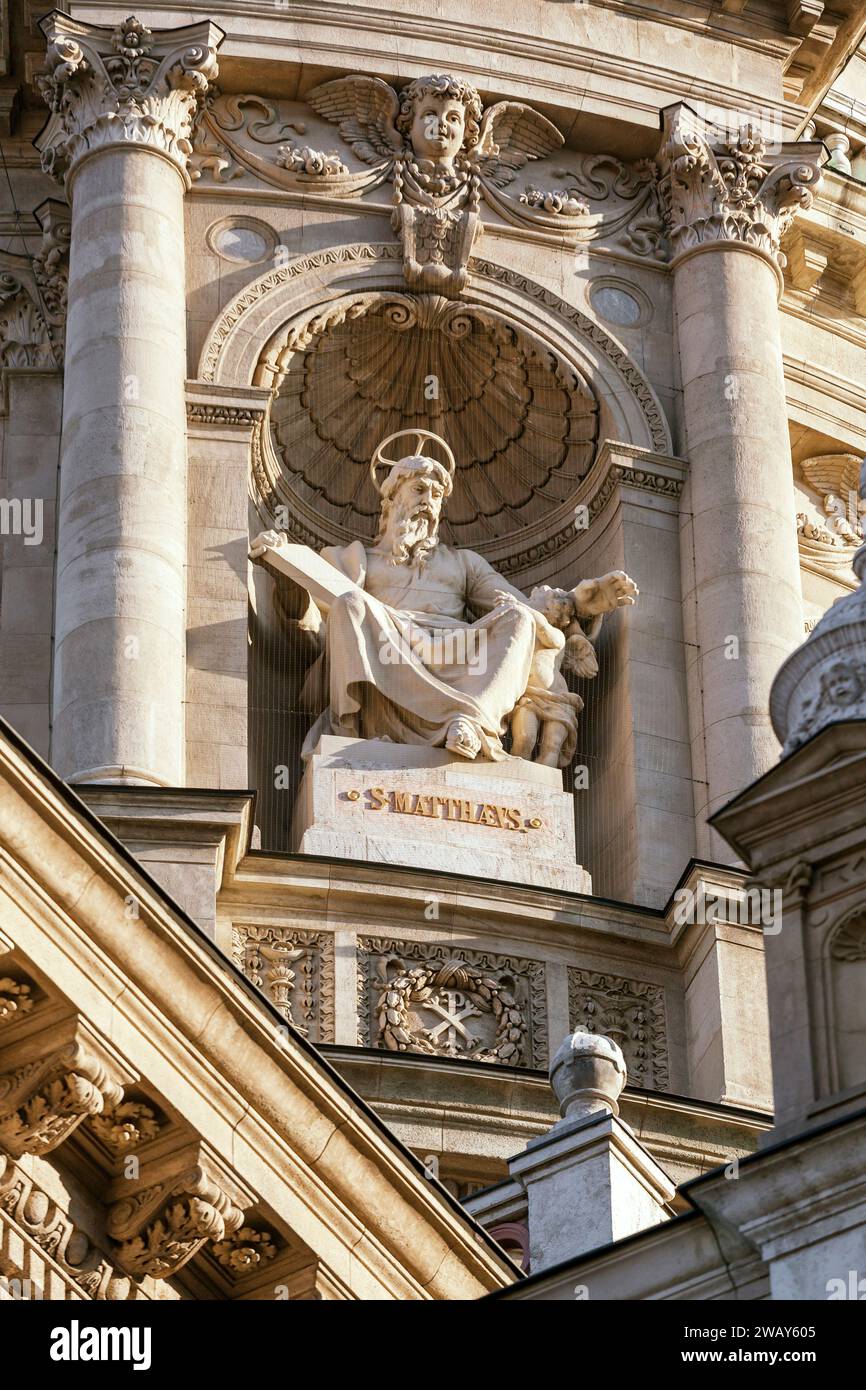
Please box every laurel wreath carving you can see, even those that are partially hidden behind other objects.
[376,957,526,1064]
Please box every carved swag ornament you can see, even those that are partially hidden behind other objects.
[193,78,665,290]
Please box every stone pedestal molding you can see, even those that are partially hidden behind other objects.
[659,105,824,851]
[295,736,592,893]
[37,15,223,786]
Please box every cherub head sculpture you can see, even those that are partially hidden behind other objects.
[308,73,563,195]
[371,430,455,566]
[396,74,483,168]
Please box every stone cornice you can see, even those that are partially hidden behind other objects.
[35,13,224,188]
[175,3,803,149]
[658,104,824,273]
[0,720,514,1298]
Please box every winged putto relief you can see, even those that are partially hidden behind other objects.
[192,75,665,293]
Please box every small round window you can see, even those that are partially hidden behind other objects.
[590,284,642,327]
[208,219,275,265]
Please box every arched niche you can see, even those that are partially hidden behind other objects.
[195,243,674,854]
[199,243,670,465]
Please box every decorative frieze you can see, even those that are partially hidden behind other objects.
[567,968,669,1091]
[232,925,334,1042]
[358,938,547,1067]
[658,106,822,268]
[192,84,665,263]
[36,12,222,185]
[0,1154,138,1301]
[186,401,265,427]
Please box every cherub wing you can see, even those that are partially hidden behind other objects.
[306,76,403,166]
[560,631,600,680]
[474,102,564,188]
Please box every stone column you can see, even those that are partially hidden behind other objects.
[659,108,823,851]
[37,14,222,784]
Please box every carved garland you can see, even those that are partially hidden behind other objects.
[376,959,525,1064]
[358,937,547,1068]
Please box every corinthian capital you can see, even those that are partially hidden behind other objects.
[36,13,224,186]
[658,105,824,268]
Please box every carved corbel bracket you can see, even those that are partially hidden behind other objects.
[0,1019,129,1159]
[107,1148,250,1279]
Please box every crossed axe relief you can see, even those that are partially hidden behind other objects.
[419,988,482,1054]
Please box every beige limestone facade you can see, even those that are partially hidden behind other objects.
[0,0,864,1305]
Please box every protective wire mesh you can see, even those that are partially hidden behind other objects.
[248,315,700,900]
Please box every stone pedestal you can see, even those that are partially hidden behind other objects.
[293,736,591,893]
[470,1032,674,1273]
[512,1111,675,1272]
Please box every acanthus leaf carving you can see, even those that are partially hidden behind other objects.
[0,1039,126,1156]
[658,106,822,267]
[36,12,222,185]
[107,1160,246,1280]
[0,1031,125,1159]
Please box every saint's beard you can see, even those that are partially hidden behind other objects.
[381,497,441,566]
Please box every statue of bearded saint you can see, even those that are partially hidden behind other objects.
[251,430,638,767]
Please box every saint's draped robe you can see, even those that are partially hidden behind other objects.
[299,539,563,760]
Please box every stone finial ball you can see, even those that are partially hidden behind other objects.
[550,1030,627,1121]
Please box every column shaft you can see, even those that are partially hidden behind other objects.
[53,150,188,783]
[659,108,823,845]
[676,244,803,833]
[37,13,222,784]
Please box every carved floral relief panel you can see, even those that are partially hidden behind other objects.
[567,967,669,1091]
[357,937,547,1067]
[231,926,334,1043]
